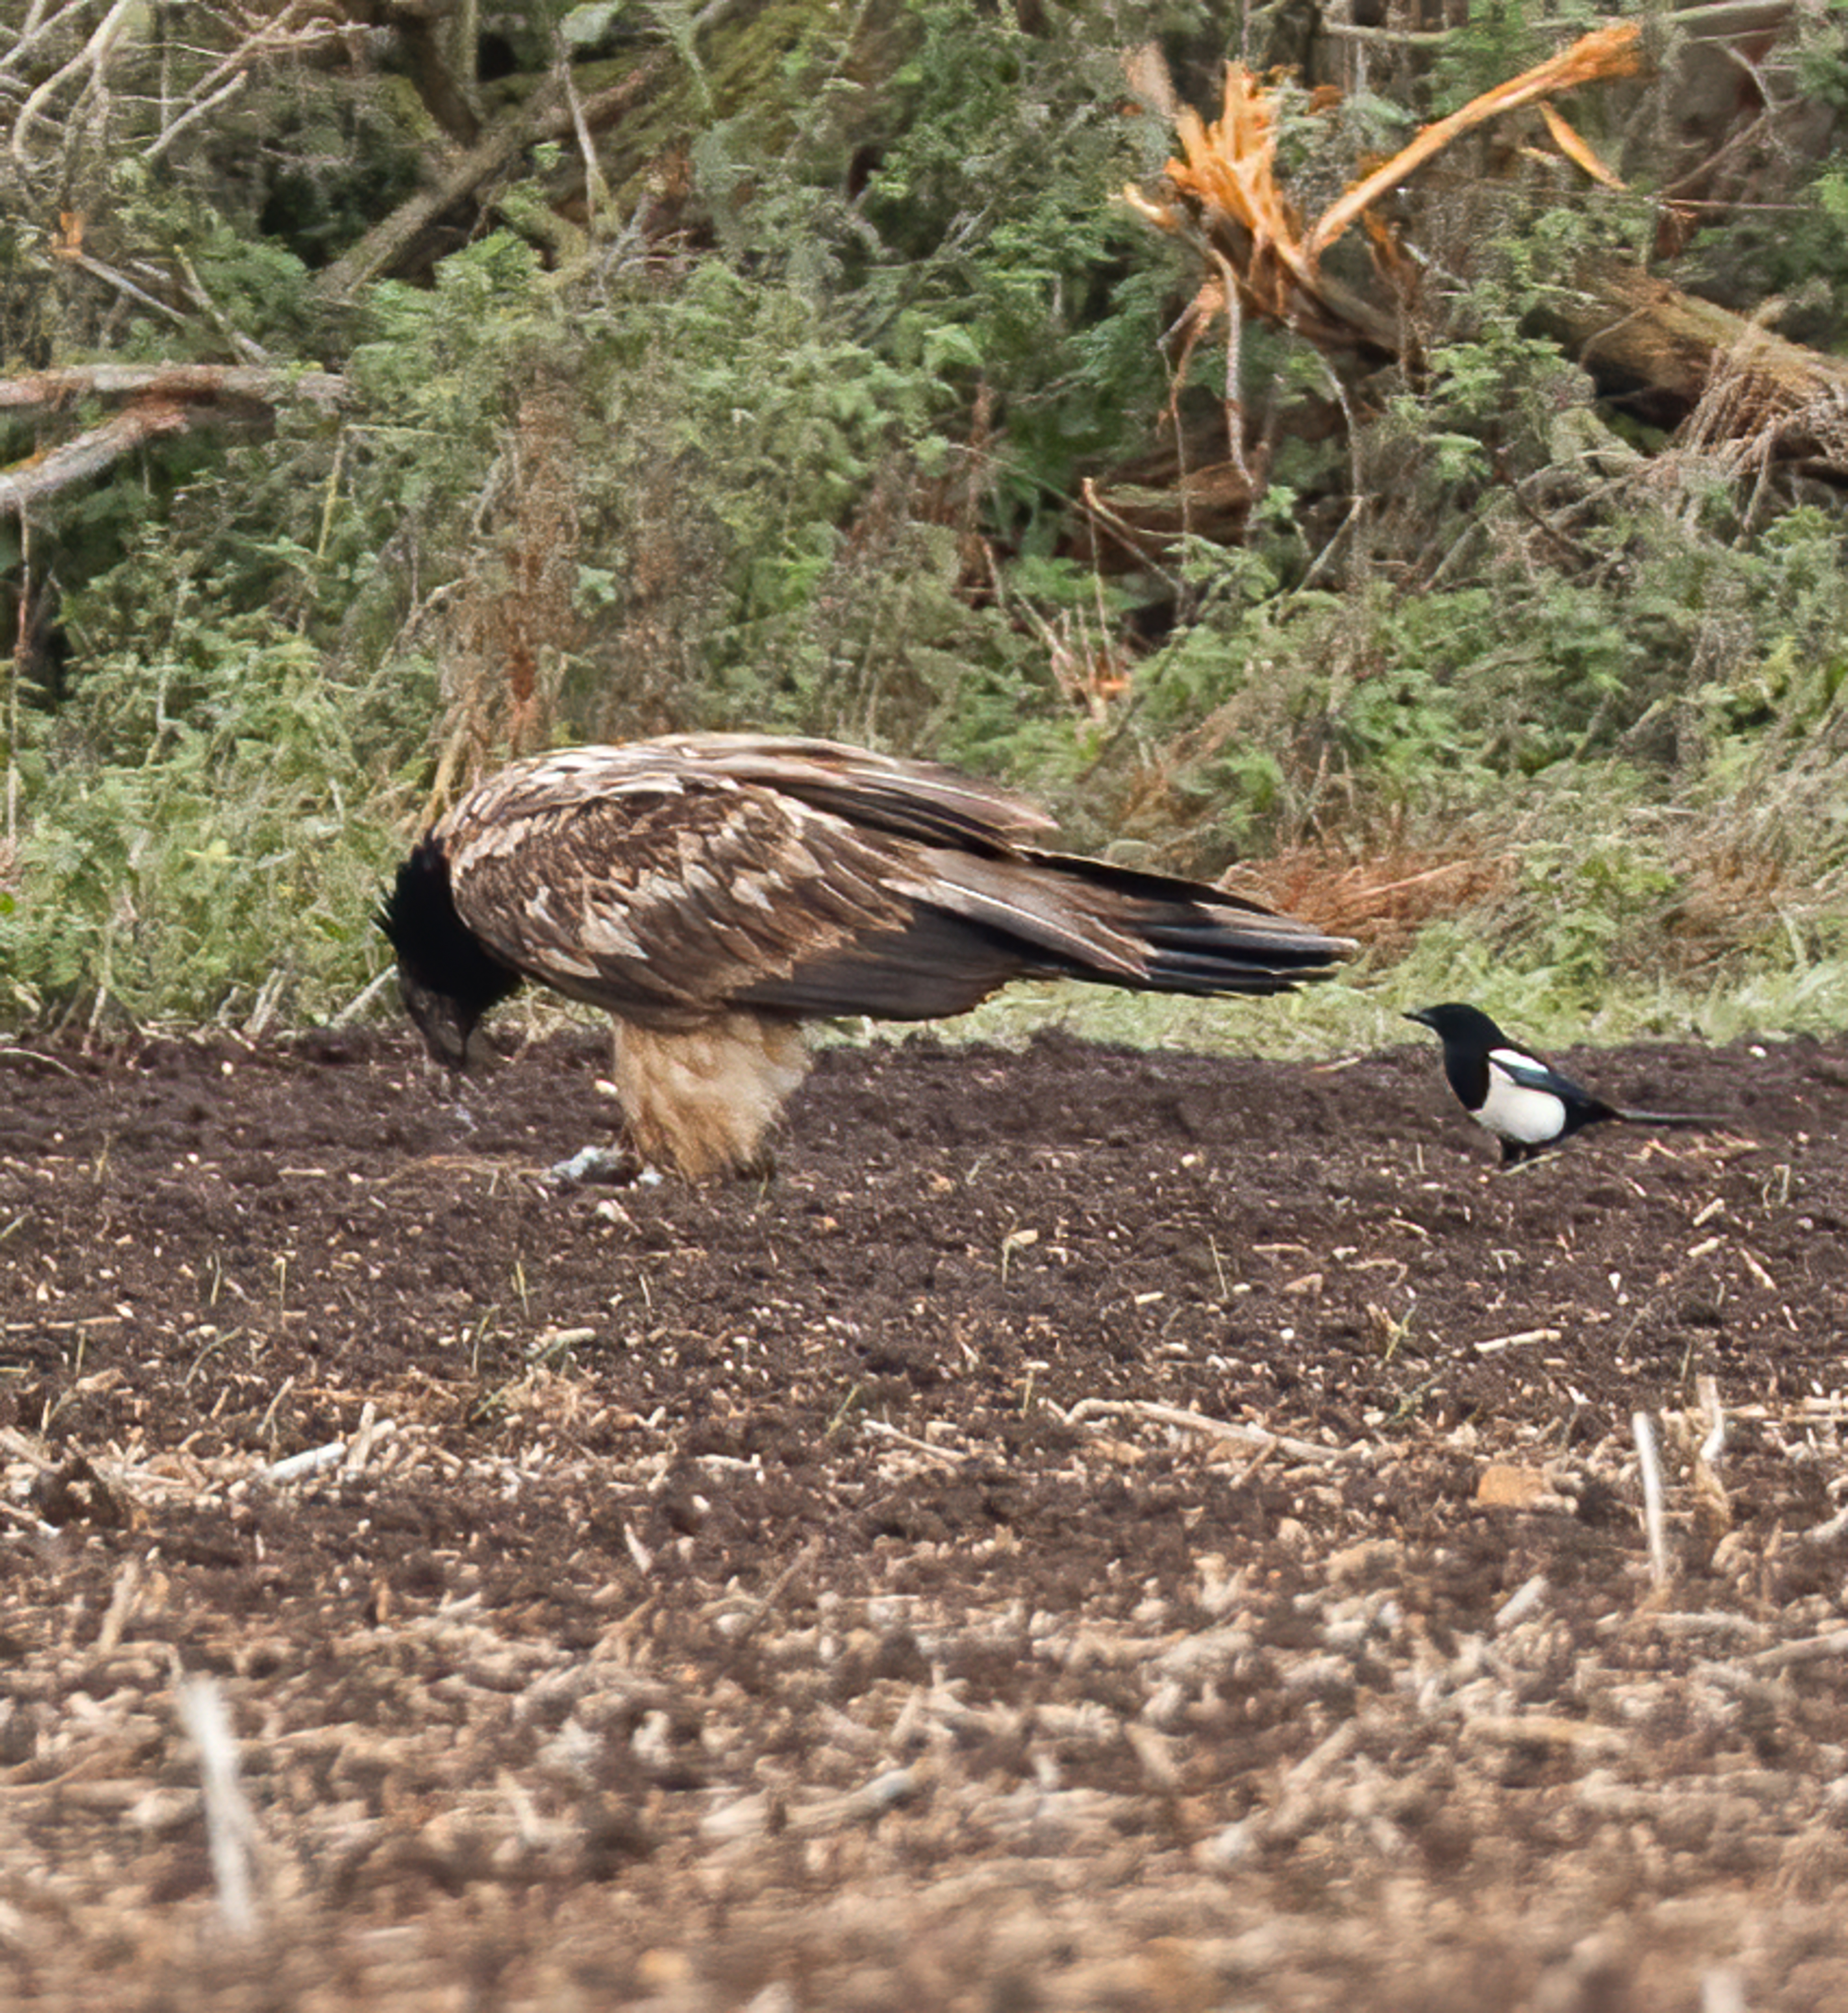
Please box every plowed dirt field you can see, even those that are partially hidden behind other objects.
[4,1025,1847,2011]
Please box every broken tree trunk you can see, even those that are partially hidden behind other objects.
[1125,29,1848,479]
[1557,259,1848,467]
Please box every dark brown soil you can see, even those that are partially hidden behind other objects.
[4,1024,1847,2011]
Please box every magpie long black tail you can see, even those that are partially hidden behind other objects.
[1613,1108,1728,1130]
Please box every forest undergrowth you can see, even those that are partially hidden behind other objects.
[1,1,1844,1048]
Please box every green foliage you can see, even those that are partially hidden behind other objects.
[853,1,1184,544]
[2,566,428,1023]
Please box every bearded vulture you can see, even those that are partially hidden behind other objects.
[378,734,1351,1180]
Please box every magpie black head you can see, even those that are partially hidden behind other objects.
[376,838,521,1068]
[1405,1002,1510,1053]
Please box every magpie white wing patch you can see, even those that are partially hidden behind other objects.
[1480,1046,1568,1146]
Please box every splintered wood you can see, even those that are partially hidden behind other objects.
[1123,27,1640,354]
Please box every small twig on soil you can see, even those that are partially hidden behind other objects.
[1654,1611,1768,1642]
[725,1537,822,1650]
[343,1401,386,1476]
[1749,1628,1848,1671]
[788,1765,922,1831]
[259,1438,345,1487]
[623,1521,654,1574]
[0,1044,82,1078]
[527,1326,596,1363]
[1494,1574,1548,1631]
[95,1558,141,1658]
[860,1417,972,1466]
[0,1424,53,1469]
[330,967,396,1027]
[1634,1411,1671,1588]
[1697,1376,1727,1468]
[1061,1398,1358,1463]
[254,1373,295,1450]
[175,1672,260,1936]
[1474,1327,1563,1355]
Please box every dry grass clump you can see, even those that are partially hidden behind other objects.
[1664,842,1814,970]
[1221,840,1511,957]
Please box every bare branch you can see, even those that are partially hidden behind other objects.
[142,68,249,166]
[0,364,347,410]
[0,0,110,86]
[1303,25,1643,265]
[0,404,193,515]
[9,0,136,163]
[313,0,755,298]
[146,0,346,144]
[1323,1,1795,46]
[57,250,192,329]
[0,366,350,517]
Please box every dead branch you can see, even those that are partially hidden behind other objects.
[0,365,347,412]
[311,0,753,300]
[1124,27,1640,319]
[1558,261,1848,468]
[307,71,597,301]
[0,366,349,517]
[0,405,192,514]
[137,0,348,166]
[1121,66,1401,356]
[0,0,110,85]
[1322,2,1796,48]
[1303,25,1643,265]
[7,0,136,164]
[312,0,761,298]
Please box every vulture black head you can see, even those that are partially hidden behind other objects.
[376,839,521,1068]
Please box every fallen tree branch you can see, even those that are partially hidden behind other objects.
[0,404,192,513]
[1124,30,1848,477]
[1322,2,1796,48]
[1121,65,1401,356]
[310,73,582,301]
[311,0,754,299]
[0,366,349,516]
[0,364,346,410]
[1555,259,1848,467]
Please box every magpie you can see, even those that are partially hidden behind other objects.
[1405,1002,1720,1165]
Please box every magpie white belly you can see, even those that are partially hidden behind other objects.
[1479,1070,1567,1145]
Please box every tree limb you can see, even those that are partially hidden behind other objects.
[8,0,135,163]
[1303,25,1642,265]
[0,367,350,518]
[1559,261,1848,469]
[0,405,192,515]
[1127,34,1848,476]
[310,66,652,301]
[0,365,347,410]
[310,0,755,300]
